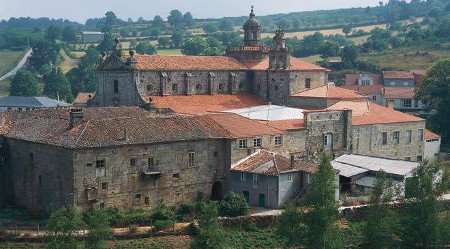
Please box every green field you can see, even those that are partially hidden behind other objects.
[57,50,79,73]
[157,48,183,55]
[0,79,11,97]
[0,50,26,77]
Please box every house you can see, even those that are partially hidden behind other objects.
[82,31,104,43]
[229,149,319,208]
[424,129,441,162]
[0,96,70,111]
[73,92,95,107]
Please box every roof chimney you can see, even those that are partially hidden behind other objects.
[69,108,84,127]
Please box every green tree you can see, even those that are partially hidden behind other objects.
[45,25,62,42]
[135,41,156,55]
[363,171,401,249]
[342,24,352,36]
[203,23,218,34]
[218,192,249,217]
[402,162,441,247]
[158,36,171,48]
[28,40,59,71]
[97,27,115,53]
[276,204,305,247]
[190,202,226,249]
[61,26,77,43]
[182,36,208,55]
[153,15,165,30]
[415,59,450,150]
[46,207,84,249]
[10,69,40,96]
[84,210,113,249]
[167,9,183,28]
[302,154,342,249]
[183,12,195,28]
[340,45,358,68]
[43,68,73,102]
[171,30,184,48]
[105,11,119,26]
[219,18,234,31]
[319,40,340,59]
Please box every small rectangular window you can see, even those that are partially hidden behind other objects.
[144,196,150,205]
[417,129,424,141]
[96,160,105,168]
[406,130,412,144]
[30,153,34,162]
[188,152,195,167]
[288,174,292,182]
[213,151,218,157]
[87,163,92,167]
[99,203,105,209]
[414,99,419,108]
[392,131,400,144]
[173,173,180,178]
[253,138,262,148]
[134,194,141,204]
[372,95,377,101]
[405,157,411,161]
[238,139,247,149]
[382,132,388,145]
[274,136,283,146]
[240,172,246,181]
[130,158,136,166]
[403,99,412,108]
[252,174,258,188]
[305,78,311,89]
[113,80,119,93]
[417,156,423,162]
[147,156,156,170]
[101,182,108,190]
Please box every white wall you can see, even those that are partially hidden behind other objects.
[424,138,441,162]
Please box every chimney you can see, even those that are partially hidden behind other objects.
[386,99,395,109]
[69,108,84,127]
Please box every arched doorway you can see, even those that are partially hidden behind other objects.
[211,181,223,200]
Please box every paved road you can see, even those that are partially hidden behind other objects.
[0,49,32,81]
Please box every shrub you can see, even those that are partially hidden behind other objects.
[128,225,139,234]
[153,220,173,232]
[151,204,175,222]
[177,202,197,221]
[219,192,250,217]
[119,210,152,226]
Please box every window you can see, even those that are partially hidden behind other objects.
[144,196,150,205]
[417,156,423,162]
[252,174,258,188]
[307,174,311,184]
[382,132,388,145]
[274,136,283,146]
[147,156,156,170]
[95,160,106,177]
[113,80,119,93]
[188,152,195,167]
[101,182,108,190]
[238,139,247,149]
[218,83,224,91]
[253,138,262,148]
[172,84,178,93]
[288,174,292,182]
[389,81,396,86]
[403,81,409,86]
[323,133,333,150]
[134,194,141,204]
[213,151,218,157]
[173,173,180,178]
[256,84,261,91]
[406,130,412,144]
[38,175,42,186]
[87,163,92,167]
[96,160,105,168]
[130,158,136,166]
[405,157,411,161]
[99,203,105,209]
[274,85,279,91]
[372,95,377,101]
[30,153,34,162]
[240,172,246,181]
[392,131,400,144]
[414,99,419,108]
[403,99,412,108]
[196,84,202,91]
[146,84,153,92]
[305,78,311,89]
[417,129,424,141]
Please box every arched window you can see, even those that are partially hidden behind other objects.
[146,84,153,92]
[172,84,178,93]
[196,84,202,91]
[238,83,244,91]
[218,83,224,91]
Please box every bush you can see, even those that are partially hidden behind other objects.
[119,210,152,226]
[128,225,139,234]
[151,204,175,222]
[177,202,197,221]
[153,220,173,231]
[219,192,250,217]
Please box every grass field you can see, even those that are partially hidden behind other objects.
[0,50,27,77]
[0,79,11,97]
[57,50,79,73]
[350,35,370,45]
[157,48,183,55]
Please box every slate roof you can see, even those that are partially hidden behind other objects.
[149,94,266,114]
[134,55,248,71]
[383,71,414,79]
[291,85,366,100]
[231,149,317,175]
[248,57,329,71]
[0,96,70,108]
[2,107,231,148]
[327,101,424,125]
[383,87,415,99]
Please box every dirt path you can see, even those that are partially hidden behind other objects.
[0,49,32,81]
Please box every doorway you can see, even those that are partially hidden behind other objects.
[258,193,266,207]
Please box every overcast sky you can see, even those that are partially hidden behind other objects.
[1,0,383,23]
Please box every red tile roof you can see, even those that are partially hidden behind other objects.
[291,85,366,100]
[425,129,440,139]
[135,55,248,71]
[248,57,329,71]
[327,101,424,125]
[261,119,305,131]
[149,94,266,114]
[2,107,231,148]
[345,74,384,87]
[231,149,317,175]
[73,92,95,106]
[206,113,284,138]
[342,85,383,95]
[383,71,414,79]
[383,87,415,99]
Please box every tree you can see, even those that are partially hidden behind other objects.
[190,202,227,249]
[158,36,170,48]
[105,11,119,26]
[319,40,340,59]
[276,204,306,247]
[340,45,358,68]
[61,26,77,43]
[302,154,342,249]
[67,45,101,96]
[219,18,234,31]
[28,40,59,71]
[183,12,195,28]
[342,24,352,36]
[135,41,156,55]
[46,207,84,249]
[167,9,183,28]
[203,23,218,34]
[43,68,73,102]
[45,25,62,42]
[363,171,401,249]
[218,192,249,217]
[149,29,161,40]
[402,162,442,247]
[171,30,184,48]
[10,69,40,96]
[415,59,450,150]
[97,29,115,53]
[153,15,165,30]
[182,36,208,55]
[84,210,113,249]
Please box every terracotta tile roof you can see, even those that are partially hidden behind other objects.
[248,57,329,71]
[345,74,384,87]
[383,71,414,79]
[231,149,317,175]
[134,55,248,71]
[261,119,305,131]
[205,113,284,138]
[383,87,415,99]
[2,107,231,148]
[291,85,366,100]
[327,101,424,125]
[425,129,440,139]
[409,69,427,76]
[73,92,95,105]
[149,94,266,114]
[341,85,383,95]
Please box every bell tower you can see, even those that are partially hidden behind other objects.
[269,27,290,70]
[243,6,262,46]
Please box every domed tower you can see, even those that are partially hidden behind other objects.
[269,27,290,69]
[243,6,262,46]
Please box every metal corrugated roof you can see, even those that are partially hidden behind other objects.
[334,154,419,176]
[224,105,304,121]
[331,161,368,177]
[0,96,70,108]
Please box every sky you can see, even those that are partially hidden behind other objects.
[0,0,383,23]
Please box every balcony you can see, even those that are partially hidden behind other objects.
[141,167,162,179]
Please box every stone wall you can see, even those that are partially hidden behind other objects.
[73,139,229,211]
[8,139,75,213]
[287,96,335,109]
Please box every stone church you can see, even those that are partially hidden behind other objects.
[89,7,329,108]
